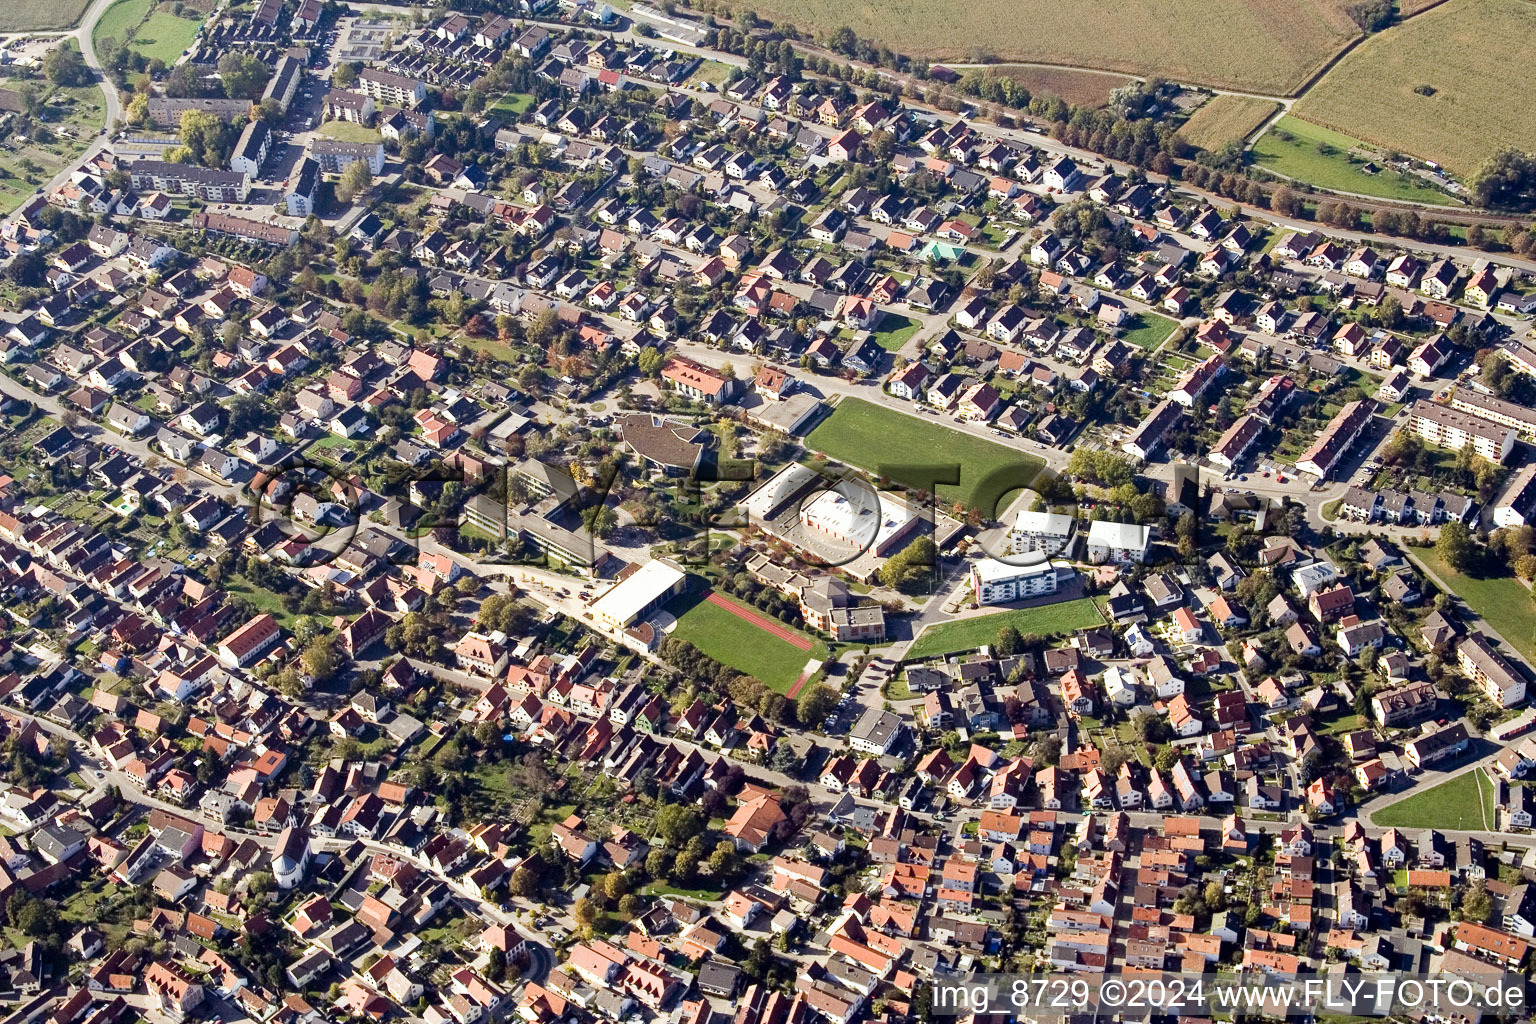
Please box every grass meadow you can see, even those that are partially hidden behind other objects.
[1252,116,1459,204]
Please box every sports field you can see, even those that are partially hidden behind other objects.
[0,0,91,30]
[1371,768,1493,830]
[906,597,1106,660]
[1179,95,1279,152]
[668,591,828,693]
[1290,0,1536,177]
[1252,116,1458,205]
[722,0,1360,93]
[806,399,1045,513]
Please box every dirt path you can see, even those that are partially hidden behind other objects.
[703,591,814,651]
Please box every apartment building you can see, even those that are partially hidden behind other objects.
[1408,401,1516,464]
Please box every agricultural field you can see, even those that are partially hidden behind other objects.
[1289,0,1536,177]
[318,120,382,143]
[805,398,1044,512]
[1411,547,1536,665]
[1251,115,1459,205]
[1178,95,1279,152]
[0,0,91,30]
[721,0,1361,94]
[906,598,1107,660]
[1371,768,1494,830]
[666,591,827,693]
[984,66,1135,109]
[126,9,202,64]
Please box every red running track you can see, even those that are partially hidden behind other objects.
[703,592,813,651]
[785,668,814,699]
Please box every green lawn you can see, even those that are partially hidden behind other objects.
[490,92,535,117]
[1411,547,1536,665]
[643,881,725,900]
[906,597,1106,660]
[872,314,920,352]
[1318,711,1366,736]
[1120,313,1178,352]
[1371,768,1494,830]
[92,0,152,52]
[318,120,382,143]
[127,10,202,64]
[1252,116,1458,206]
[806,398,1045,512]
[667,590,828,693]
[226,575,298,628]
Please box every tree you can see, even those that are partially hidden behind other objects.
[1131,708,1167,744]
[300,635,342,684]
[796,684,838,728]
[878,535,937,592]
[337,159,374,203]
[219,50,272,99]
[1470,148,1536,209]
[572,897,599,930]
[655,804,703,847]
[1437,520,1478,573]
[637,347,665,375]
[580,503,618,538]
[994,625,1022,657]
[1462,880,1493,922]
[509,864,538,898]
[333,62,360,88]
[178,109,236,167]
[43,44,88,87]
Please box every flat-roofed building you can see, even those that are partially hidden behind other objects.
[1010,510,1075,556]
[588,559,688,631]
[799,481,921,559]
[1085,521,1151,564]
[971,558,1061,605]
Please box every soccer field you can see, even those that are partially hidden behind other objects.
[806,399,1045,514]
[668,592,827,693]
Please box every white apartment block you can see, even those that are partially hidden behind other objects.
[1010,510,1075,556]
[970,558,1060,605]
[1085,521,1151,564]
